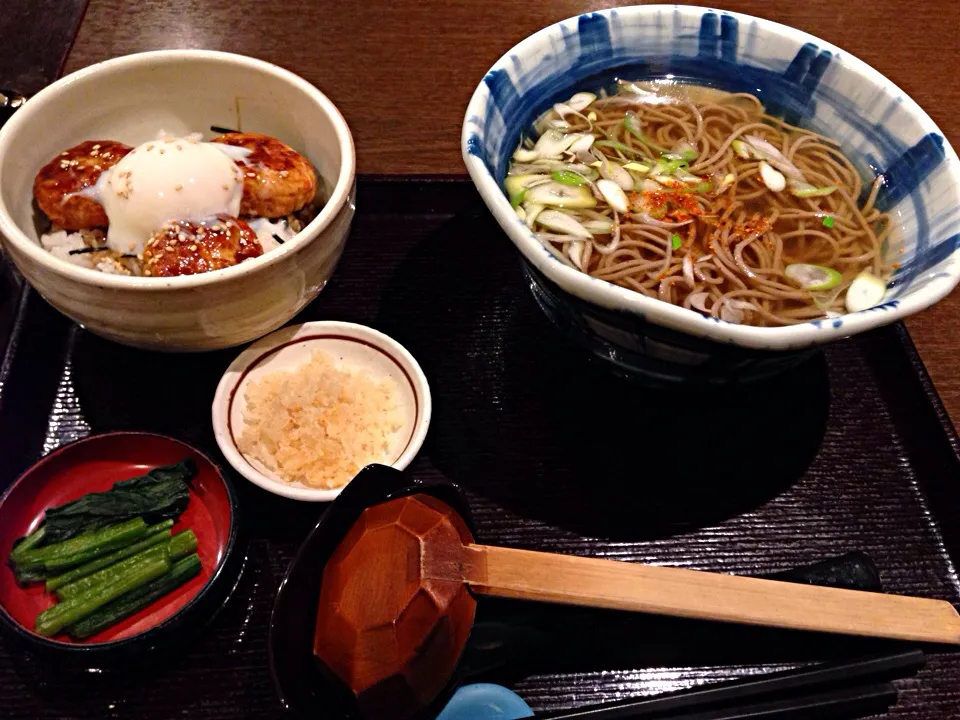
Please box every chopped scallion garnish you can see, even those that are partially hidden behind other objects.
[551,170,588,186]
[671,234,682,250]
[822,216,835,229]
[785,263,842,291]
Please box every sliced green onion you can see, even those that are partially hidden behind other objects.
[623,112,669,154]
[690,181,714,194]
[664,141,698,162]
[785,263,842,291]
[716,173,736,193]
[675,168,705,185]
[593,139,647,156]
[504,174,549,197]
[510,189,526,208]
[596,178,629,213]
[671,234,683,250]
[523,202,545,228]
[731,139,753,159]
[566,92,597,112]
[536,209,592,238]
[622,162,650,173]
[525,181,597,209]
[822,216,835,229]
[845,270,886,312]
[587,111,597,122]
[551,170,588,186]
[654,157,688,176]
[791,185,838,198]
[513,147,539,163]
[759,161,786,192]
[582,218,615,234]
[531,130,582,160]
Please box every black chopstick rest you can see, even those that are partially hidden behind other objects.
[538,650,924,719]
[760,551,883,593]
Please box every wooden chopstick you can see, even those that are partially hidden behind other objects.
[539,649,924,718]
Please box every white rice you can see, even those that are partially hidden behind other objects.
[40,230,96,269]
[38,217,298,273]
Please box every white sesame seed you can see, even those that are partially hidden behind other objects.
[174,184,183,191]
[189,244,198,251]
[92,144,100,150]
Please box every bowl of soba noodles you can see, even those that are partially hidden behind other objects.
[462,6,960,383]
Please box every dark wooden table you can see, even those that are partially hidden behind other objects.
[59,0,960,426]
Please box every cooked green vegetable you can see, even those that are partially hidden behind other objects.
[56,530,197,601]
[671,234,683,250]
[13,566,46,585]
[822,216,835,229]
[46,520,175,593]
[10,526,47,563]
[69,554,202,639]
[14,460,195,549]
[34,554,170,637]
[14,518,149,572]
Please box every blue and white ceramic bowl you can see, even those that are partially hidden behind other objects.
[462,6,960,383]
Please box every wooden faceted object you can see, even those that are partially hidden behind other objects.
[313,495,477,719]
[314,493,960,719]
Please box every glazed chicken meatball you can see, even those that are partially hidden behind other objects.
[211,132,317,218]
[33,140,131,230]
[141,216,263,277]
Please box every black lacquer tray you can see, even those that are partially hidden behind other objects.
[1,178,959,719]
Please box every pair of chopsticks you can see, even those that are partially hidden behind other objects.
[540,649,924,719]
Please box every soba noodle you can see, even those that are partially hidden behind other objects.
[505,82,895,326]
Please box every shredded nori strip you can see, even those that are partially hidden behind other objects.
[272,233,285,245]
[17,459,196,547]
[68,246,105,255]
[210,125,240,135]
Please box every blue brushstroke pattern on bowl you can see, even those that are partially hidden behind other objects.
[462,6,960,383]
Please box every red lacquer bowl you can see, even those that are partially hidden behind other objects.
[0,432,240,660]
